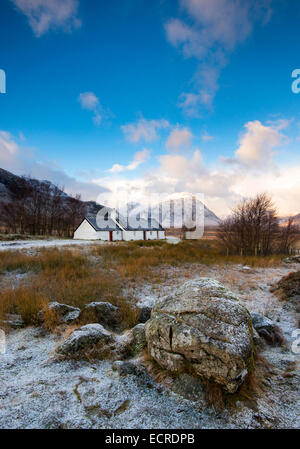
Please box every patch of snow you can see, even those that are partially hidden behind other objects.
[166,237,181,245]
[0,239,107,251]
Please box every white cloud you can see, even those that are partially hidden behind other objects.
[223,120,288,168]
[121,118,170,143]
[236,120,283,166]
[0,130,107,200]
[165,0,272,115]
[0,131,19,158]
[165,127,193,151]
[78,92,105,126]
[107,149,150,173]
[11,0,81,37]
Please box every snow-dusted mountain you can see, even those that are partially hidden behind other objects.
[118,195,220,229]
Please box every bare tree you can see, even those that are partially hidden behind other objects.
[0,175,87,238]
[217,193,280,256]
[277,217,300,254]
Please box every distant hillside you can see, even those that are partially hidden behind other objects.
[0,167,102,214]
[0,167,103,236]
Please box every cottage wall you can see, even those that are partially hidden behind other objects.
[73,220,98,240]
[112,230,123,241]
[123,230,144,241]
[145,230,158,240]
[96,231,110,241]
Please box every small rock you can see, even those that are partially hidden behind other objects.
[1,314,24,328]
[250,312,283,345]
[252,328,263,347]
[240,266,254,273]
[112,360,137,376]
[79,302,120,328]
[115,330,135,358]
[56,323,115,355]
[173,373,205,401]
[131,323,147,354]
[282,255,300,264]
[46,302,80,324]
[114,324,147,359]
[251,312,274,333]
[138,306,152,323]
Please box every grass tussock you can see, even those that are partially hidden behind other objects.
[0,287,46,326]
[0,248,87,275]
[271,270,300,299]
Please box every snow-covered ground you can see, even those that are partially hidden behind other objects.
[0,258,299,429]
[0,239,107,251]
[0,237,179,251]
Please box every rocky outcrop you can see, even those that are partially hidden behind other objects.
[79,302,120,328]
[56,324,114,355]
[145,278,254,393]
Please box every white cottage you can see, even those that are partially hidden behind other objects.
[73,213,166,241]
[73,216,123,241]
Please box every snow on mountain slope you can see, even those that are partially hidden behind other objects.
[117,194,220,229]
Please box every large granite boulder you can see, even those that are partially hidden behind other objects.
[145,278,254,393]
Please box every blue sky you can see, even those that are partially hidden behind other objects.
[0,0,300,216]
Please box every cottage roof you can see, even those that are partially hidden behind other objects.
[75,212,165,234]
[85,215,122,232]
[116,215,164,231]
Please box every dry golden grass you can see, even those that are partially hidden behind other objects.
[0,248,87,274]
[93,240,283,282]
[0,241,284,331]
[0,287,46,326]
[0,248,139,330]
